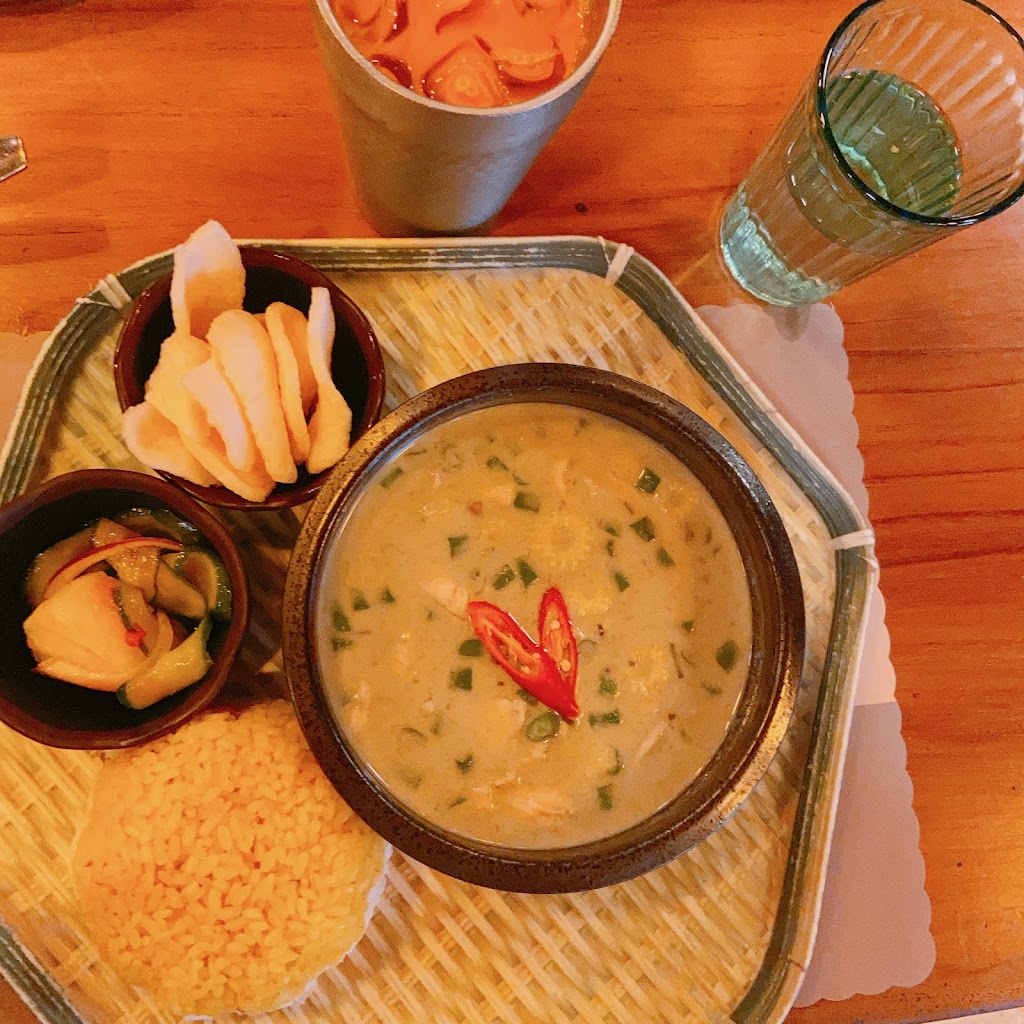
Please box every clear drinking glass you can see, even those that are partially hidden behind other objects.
[719,0,1024,306]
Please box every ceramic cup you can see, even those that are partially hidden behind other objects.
[309,0,621,236]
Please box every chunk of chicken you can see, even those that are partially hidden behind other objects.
[513,789,573,818]
[551,458,569,496]
[421,577,468,617]
[478,698,526,738]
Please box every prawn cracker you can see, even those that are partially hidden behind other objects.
[207,309,298,485]
[122,402,217,486]
[306,287,353,475]
[264,302,312,465]
[169,220,245,339]
[180,357,260,473]
[143,332,255,467]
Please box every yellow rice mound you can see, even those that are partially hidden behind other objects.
[73,700,389,1018]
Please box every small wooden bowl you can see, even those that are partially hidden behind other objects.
[113,246,386,510]
[0,470,249,749]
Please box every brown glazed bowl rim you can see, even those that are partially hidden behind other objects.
[283,364,805,893]
[0,469,250,749]
[112,245,387,510]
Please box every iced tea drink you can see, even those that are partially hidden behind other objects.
[331,0,591,107]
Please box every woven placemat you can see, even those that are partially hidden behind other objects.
[0,244,864,1024]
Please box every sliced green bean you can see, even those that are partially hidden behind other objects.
[450,667,473,691]
[525,711,561,741]
[492,564,516,589]
[516,559,538,586]
[630,516,656,542]
[716,640,739,672]
[332,604,351,632]
[513,490,541,513]
[636,467,661,494]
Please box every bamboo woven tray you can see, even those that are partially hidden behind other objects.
[0,236,874,1024]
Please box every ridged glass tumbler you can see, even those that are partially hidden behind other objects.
[720,0,1024,305]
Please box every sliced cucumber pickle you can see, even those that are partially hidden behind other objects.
[153,557,207,619]
[117,615,213,710]
[166,547,232,622]
[94,518,161,599]
[114,581,159,654]
[114,507,202,546]
[24,524,95,608]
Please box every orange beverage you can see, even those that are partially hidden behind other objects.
[331,0,591,107]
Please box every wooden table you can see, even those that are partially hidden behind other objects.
[2,0,1023,1021]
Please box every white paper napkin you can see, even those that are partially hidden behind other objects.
[696,303,935,1004]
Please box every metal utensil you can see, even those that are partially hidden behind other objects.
[0,136,27,182]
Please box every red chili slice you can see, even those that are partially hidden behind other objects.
[467,600,579,720]
[538,586,578,690]
[124,626,146,649]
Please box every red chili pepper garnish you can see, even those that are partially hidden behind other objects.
[538,586,578,689]
[124,626,146,649]
[467,600,579,720]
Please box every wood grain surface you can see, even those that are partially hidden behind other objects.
[1,0,1023,1022]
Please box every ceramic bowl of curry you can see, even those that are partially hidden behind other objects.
[283,363,804,893]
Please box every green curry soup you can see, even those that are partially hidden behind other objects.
[318,403,752,848]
